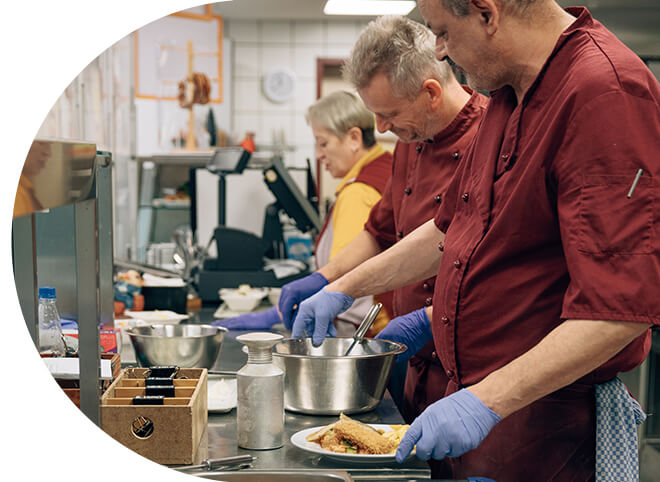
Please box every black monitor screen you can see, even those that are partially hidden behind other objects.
[263,158,322,233]
[208,147,251,174]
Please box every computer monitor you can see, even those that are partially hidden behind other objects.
[207,147,251,174]
[263,157,322,233]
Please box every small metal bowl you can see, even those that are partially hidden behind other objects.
[273,337,406,415]
[128,324,228,369]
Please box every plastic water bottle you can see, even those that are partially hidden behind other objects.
[38,286,66,356]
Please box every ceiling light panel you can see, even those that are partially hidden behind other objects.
[324,0,416,16]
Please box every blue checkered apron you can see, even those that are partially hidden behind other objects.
[595,378,646,481]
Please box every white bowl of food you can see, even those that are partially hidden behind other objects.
[219,285,267,312]
[268,287,282,306]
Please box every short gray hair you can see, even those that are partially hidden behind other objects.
[343,15,452,100]
[305,91,377,147]
[440,0,543,17]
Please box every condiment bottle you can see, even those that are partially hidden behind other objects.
[236,332,284,450]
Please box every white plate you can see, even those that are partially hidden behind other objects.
[123,310,188,324]
[208,376,237,413]
[290,424,412,463]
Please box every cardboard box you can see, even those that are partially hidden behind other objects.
[100,367,208,465]
[41,353,120,408]
[62,328,120,353]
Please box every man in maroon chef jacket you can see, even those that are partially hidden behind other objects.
[274,14,488,422]
[291,0,660,479]
[332,15,489,423]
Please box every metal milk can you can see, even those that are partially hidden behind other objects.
[236,332,284,449]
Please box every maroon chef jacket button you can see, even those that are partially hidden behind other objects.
[404,187,412,195]
[431,351,438,359]
[438,242,444,252]
[461,193,469,202]
[416,145,423,153]
[425,297,432,306]
[454,259,461,269]
[452,151,460,159]
[446,369,455,378]
[422,282,429,290]
[434,194,442,203]
[397,231,404,239]
[440,316,449,325]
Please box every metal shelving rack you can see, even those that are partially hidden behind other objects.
[12,140,114,425]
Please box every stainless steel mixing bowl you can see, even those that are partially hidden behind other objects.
[128,324,228,368]
[272,337,406,415]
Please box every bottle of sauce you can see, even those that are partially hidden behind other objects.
[240,132,256,153]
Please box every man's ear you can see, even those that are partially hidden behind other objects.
[422,79,443,109]
[471,0,500,35]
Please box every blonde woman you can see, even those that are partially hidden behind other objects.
[214,91,393,334]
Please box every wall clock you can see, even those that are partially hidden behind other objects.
[263,67,297,103]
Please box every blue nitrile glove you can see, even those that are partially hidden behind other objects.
[396,389,502,463]
[290,288,354,346]
[211,307,281,330]
[278,272,329,329]
[375,307,432,366]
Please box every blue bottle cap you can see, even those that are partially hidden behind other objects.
[38,286,56,299]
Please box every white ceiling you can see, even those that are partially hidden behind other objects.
[211,0,421,21]
[209,0,659,55]
[210,0,658,21]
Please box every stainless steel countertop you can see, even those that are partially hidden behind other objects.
[181,307,433,481]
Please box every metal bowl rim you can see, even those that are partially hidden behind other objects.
[272,337,407,359]
[127,324,228,339]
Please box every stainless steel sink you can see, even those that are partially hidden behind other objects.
[197,470,353,481]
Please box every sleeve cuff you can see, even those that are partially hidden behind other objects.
[364,220,396,251]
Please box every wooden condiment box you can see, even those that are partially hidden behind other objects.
[100,367,208,464]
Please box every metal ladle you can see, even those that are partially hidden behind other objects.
[344,303,382,356]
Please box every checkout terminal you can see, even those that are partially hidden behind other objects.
[194,148,322,302]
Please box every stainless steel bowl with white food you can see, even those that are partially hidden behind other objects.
[272,337,406,415]
[128,324,228,368]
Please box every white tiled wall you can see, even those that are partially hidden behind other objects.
[225,19,370,169]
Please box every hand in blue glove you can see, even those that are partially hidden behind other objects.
[375,307,432,366]
[290,288,354,346]
[211,307,281,330]
[278,272,328,329]
[396,388,502,463]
